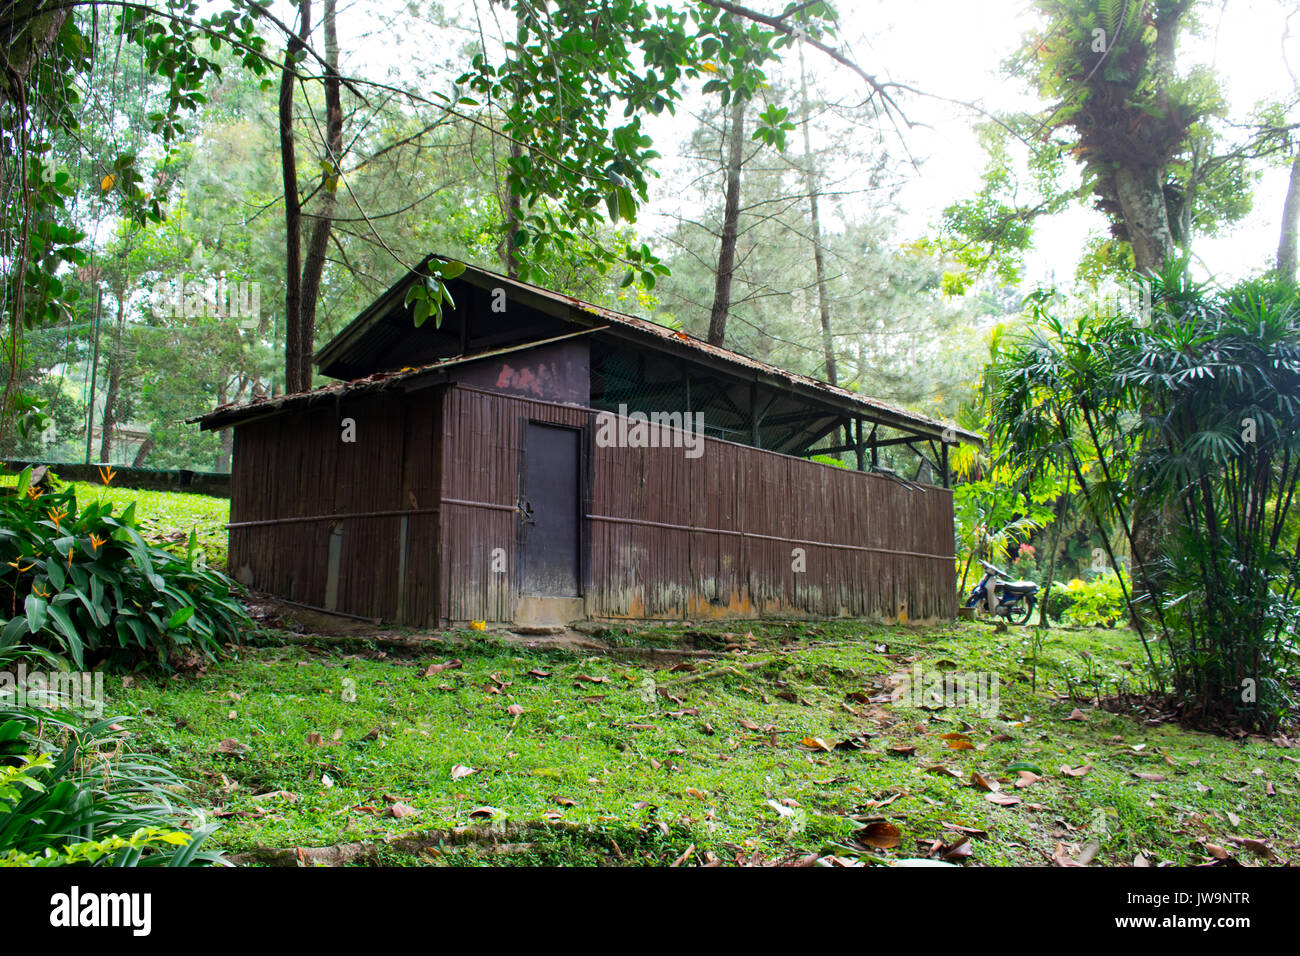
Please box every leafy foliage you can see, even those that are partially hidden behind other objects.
[0,673,221,867]
[1048,572,1128,628]
[989,262,1300,728]
[0,468,246,669]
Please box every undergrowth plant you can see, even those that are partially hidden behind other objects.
[0,467,246,669]
[0,647,222,867]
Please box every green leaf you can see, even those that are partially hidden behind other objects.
[45,604,84,668]
[412,297,431,328]
[1,616,31,648]
[24,594,48,633]
[167,606,196,629]
[435,259,466,279]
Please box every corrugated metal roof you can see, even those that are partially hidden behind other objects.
[206,258,982,445]
[192,329,602,430]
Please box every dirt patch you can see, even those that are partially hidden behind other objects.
[239,594,732,664]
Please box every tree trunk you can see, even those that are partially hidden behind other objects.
[798,45,836,386]
[298,0,342,393]
[504,139,523,279]
[217,428,234,472]
[1278,152,1300,278]
[707,94,746,347]
[279,1,310,393]
[1113,164,1175,274]
[131,436,153,467]
[1115,162,1174,603]
[98,291,126,462]
[0,3,68,107]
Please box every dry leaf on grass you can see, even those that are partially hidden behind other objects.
[423,659,462,676]
[857,821,902,849]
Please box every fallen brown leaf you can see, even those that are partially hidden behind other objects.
[423,659,463,676]
[857,821,902,849]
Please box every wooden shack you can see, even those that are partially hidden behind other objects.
[198,258,980,627]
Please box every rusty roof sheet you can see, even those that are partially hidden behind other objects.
[203,257,981,445]
[192,329,601,430]
[439,263,981,445]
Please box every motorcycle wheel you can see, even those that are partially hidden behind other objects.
[1009,599,1035,626]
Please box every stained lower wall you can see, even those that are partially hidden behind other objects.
[228,383,956,626]
[439,385,956,624]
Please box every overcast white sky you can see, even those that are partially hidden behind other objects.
[641,0,1300,288]
[326,0,1300,290]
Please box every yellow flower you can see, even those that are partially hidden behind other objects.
[89,533,108,553]
[47,506,68,531]
[32,584,51,599]
[6,558,35,573]
[98,465,116,485]
[25,486,40,500]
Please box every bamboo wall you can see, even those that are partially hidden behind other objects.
[229,383,955,626]
[227,391,441,624]
[438,385,956,624]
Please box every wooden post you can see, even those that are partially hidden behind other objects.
[749,381,760,448]
[941,441,950,489]
[854,417,865,471]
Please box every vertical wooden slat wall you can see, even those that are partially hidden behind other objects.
[437,385,588,623]
[586,421,955,623]
[231,383,954,627]
[437,384,956,625]
[228,390,442,624]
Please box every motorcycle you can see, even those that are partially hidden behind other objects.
[964,558,1039,625]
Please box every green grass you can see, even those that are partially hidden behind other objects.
[104,618,1299,867]
[0,473,230,568]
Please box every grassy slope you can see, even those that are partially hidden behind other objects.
[111,619,1299,867]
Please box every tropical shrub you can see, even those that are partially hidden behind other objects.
[0,658,223,867]
[989,264,1300,728]
[1047,572,1128,628]
[0,467,246,669]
